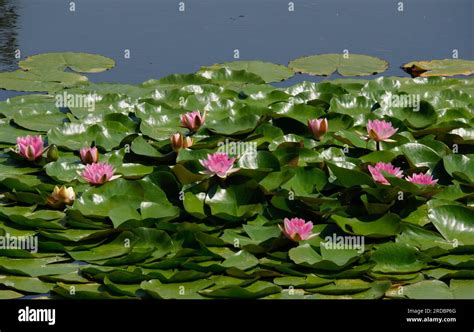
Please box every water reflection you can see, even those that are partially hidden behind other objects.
[0,0,19,70]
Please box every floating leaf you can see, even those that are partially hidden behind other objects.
[370,243,428,273]
[221,250,259,270]
[19,52,115,73]
[200,281,281,299]
[428,205,474,245]
[0,70,87,92]
[0,275,55,294]
[140,279,214,299]
[402,59,474,77]
[397,280,453,299]
[0,257,78,277]
[289,53,388,76]
[443,154,474,184]
[72,178,179,228]
[202,60,294,83]
[332,214,401,238]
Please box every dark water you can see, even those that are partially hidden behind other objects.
[0,0,473,100]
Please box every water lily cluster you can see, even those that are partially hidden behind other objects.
[0,58,473,300]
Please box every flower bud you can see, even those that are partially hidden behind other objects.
[307,118,328,140]
[170,133,193,152]
[47,144,59,162]
[180,111,205,132]
[46,186,75,208]
[80,147,99,164]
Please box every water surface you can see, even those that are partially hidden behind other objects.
[0,0,472,99]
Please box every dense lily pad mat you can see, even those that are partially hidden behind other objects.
[0,54,474,299]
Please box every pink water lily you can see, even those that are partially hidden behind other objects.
[368,162,403,185]
[16,135,44,161]
[180,111,205,132]
[406,172,438,185]
[80,147,99,164]
[280,217,315,242]
[81,162,118,185]
[199,152,238,178]
[308,118,328,140]
[367,119,398,142]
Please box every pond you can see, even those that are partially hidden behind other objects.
[0,0,472,100]
[0,0,473,303]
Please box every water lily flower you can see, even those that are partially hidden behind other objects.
[170,133,193,152]
[279,217,315,242]
[199,152,238,178]
[81,162,119,185]
[16,135,44,161]
[308,118,328,140]
[80,147,99,164]
[367,119,398,142]
[46,186,75,208]
[406,172,438,185]
[180,111,205,132]
[368,162,403,185]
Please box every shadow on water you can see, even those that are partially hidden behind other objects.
[0,0,20,70]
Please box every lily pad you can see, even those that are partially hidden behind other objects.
[140,279,214,299]
[289,53,388,77]
[0,70,88,92]
[19,52,116,73]
[402,59,474,77]
[202,60,294,83]
[72,178,179,228]
[332,214,402,238]
[370,243,428,273]
[428,205,474,245]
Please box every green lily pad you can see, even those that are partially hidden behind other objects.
[202,60,294,83]
[53,282,127,299]
[289,243,359,270]
[0,257,78,277]
[402,59,474,77]
[397,280,453,299]
[140,279,214,299]
[205,184,263,221]
[19,52,115,73]
[44,156,84,182]
[428,205,474,245]
[273,275,333,288]
[0,290,24,299]
[450,280,474,299]
[0,70,88,92]
[48,116,136,151]
[332,214,402,238]
[398,142,441,169]
[443,154,474,184]
[71,178,179,227]
[289,53,388,77]
[308,279,372,295]
[0,275,55,294]
[370,243,428,273]
[221,250,259,270]
[200,281,281,299]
